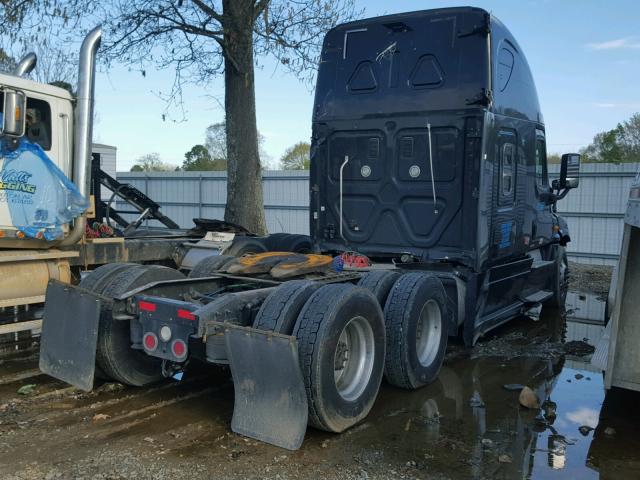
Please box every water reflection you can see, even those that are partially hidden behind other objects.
[333,295,640,479]
[565,291,606,324]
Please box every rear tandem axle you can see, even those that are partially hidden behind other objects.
[40,259,452,450]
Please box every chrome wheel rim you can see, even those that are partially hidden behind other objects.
[416,300,442,367]
[334,316,375,401]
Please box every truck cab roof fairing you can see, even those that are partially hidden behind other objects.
[489,15,543,125]
[313,7,491,122]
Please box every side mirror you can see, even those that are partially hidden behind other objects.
[1,88,27,137]
[559,153,580,189]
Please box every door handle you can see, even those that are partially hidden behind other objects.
[339,155,349,240]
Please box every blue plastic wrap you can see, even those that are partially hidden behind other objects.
[0,132,88,240]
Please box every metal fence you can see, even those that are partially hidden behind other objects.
[116,170,310,235]
[118,162,639,266]
[550,163,639,265]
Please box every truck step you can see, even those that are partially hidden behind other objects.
[519,290,553,304]
[531,259,555,270]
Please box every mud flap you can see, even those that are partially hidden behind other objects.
[224,324,308,450]
[39,281,103,392]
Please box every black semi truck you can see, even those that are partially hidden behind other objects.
[39,7,580,450]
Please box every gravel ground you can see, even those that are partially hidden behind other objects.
[569,262,613,297]
[0,264,618,480]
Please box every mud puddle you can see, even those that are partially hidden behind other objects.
[1,292,639,479]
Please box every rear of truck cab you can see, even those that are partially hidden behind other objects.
[310,7,577,344]
[311,7,491,266]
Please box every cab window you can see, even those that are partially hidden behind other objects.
[25,98,52,151]
[501,142,515,198]
[498,130,517,205]
[534,136,548,188]
[0,93,52,151]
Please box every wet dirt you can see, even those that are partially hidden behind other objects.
[568,262,612,298]
[1,278,638,479]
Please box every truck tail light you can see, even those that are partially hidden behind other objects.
[172,339,187,359]
[177,309,196,321]
[143,332,158,351]
[139,300,157,312]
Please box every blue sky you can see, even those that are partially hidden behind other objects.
[89,1,640,170]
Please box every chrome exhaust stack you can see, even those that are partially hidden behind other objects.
[13,52,37,77]
[59,25,102,246]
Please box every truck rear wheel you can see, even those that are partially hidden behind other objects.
[357,270,401,306]
[547,246,569,308]
[294,284,385,433]
[97,264,185,387]
[188,254,235,278]
[79,263,139,381]
[383,273,449,390]
[253,280,320,334]
[79,263,137,293]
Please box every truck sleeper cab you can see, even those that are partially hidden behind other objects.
[39,8,580,451]
[310,6,578,343]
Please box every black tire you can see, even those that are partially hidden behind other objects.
[357,270,402,306]
[547,246,569,308]
[253,280,321,334]
[383,272,449,390]
[265,232,291,251]
[188,254,235,278]
[79,263,137,292]
[96,264,185,387]
[225,236,269,256]
[283,234,312,254]
[79,263,140,381]
[294,284,385,433]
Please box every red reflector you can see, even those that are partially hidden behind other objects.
[172,339,187,358]
[177,309,196,321]
[139,301,156,312]
[143,332,158,351]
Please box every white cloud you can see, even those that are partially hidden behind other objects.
[587,37,640,50]
[566,407,599,428]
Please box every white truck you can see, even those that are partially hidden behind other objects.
[593,167,640,391]
[0,27,296,339]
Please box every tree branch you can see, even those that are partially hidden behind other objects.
[192,0,225,24]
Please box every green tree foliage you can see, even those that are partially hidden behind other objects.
[182,144,226,171]
[203,121,270,168]
[130,152,174,172]
[205,122,227,163]
[280,142,310,170]
[581,113,640,163]
[547,153,561,164]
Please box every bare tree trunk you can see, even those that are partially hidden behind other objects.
[222,0,267,235]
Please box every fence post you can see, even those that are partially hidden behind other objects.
[198,174,203,219]
[144,174,149,227]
